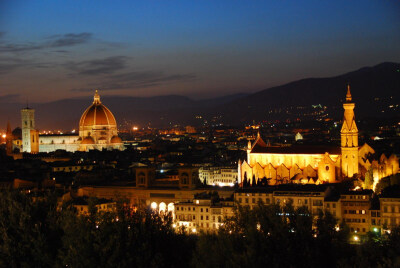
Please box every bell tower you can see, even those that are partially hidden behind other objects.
[21,107,39,153]
[340,85,359,177]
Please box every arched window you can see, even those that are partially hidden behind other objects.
[159,202,166,213]
[138,172,146,184]
[181,172,189,184]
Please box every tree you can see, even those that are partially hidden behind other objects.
[0,190,61,268]
[364,167,374,189]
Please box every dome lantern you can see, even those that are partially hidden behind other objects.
[93,89,101,104]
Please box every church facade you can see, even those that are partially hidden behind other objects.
[21,90,124,153]
[239,86,399,187]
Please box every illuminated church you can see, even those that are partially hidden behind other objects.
[239,86,399,186]
[21,90,124,153]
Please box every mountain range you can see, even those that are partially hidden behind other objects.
[1,62,399,130]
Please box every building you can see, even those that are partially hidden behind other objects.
[239,86,399,187]
[235,185,333,216]
[234,186,379,235]
[380,192,400,232]
[20,90,124,153]
[340,190,373,234]
[198,166,238,186]
[67,197,117,216]
[78,90,123,151]
[174,196,234,233]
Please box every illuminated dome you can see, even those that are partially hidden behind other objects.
[110,136,122,144]
[79,90,116,127]
[78,90,120,150]
[81,136,95,144]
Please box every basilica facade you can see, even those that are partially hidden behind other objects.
[21,90,124,153]
[239,86,399,187]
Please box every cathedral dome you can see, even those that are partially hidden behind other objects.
[110,135,122,144]
[79,90,117,127]
[81,136,95,144]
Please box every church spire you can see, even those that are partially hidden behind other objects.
[93,89,101,104]
[346,84,352,102]
[341,84,359,178]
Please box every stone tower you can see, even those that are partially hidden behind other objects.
[21,107,39,153]
[340,85,359,177]
[6,121,13,155]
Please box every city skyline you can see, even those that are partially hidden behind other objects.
[1,0,399,103]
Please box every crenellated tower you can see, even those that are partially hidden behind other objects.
[340,85,359,177]
[6,121,13,155]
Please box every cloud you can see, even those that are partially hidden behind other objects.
[0,32,92,53]
[0,94,20,103]
[0,56,58,75]
[65,56,128,76]
[48,33,92,48]
[71,70,196,91]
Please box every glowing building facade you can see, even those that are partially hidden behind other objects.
[239,86,399,186]
[21,90,124,153]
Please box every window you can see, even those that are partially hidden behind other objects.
[245,198,249,204]
[201,208,203,212]
[206,216,209,220]
[312,200,322,206]
[239,198,242,203]
[206,208,209,212]
[193,216,196,220]
[332,203,336,208]
[201,216,203,220]
[325,166,329,171]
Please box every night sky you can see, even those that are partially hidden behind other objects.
[0,0,399,103]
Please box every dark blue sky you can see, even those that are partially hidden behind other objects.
[0,0,399,102]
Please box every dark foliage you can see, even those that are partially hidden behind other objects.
[0,191,399,267]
